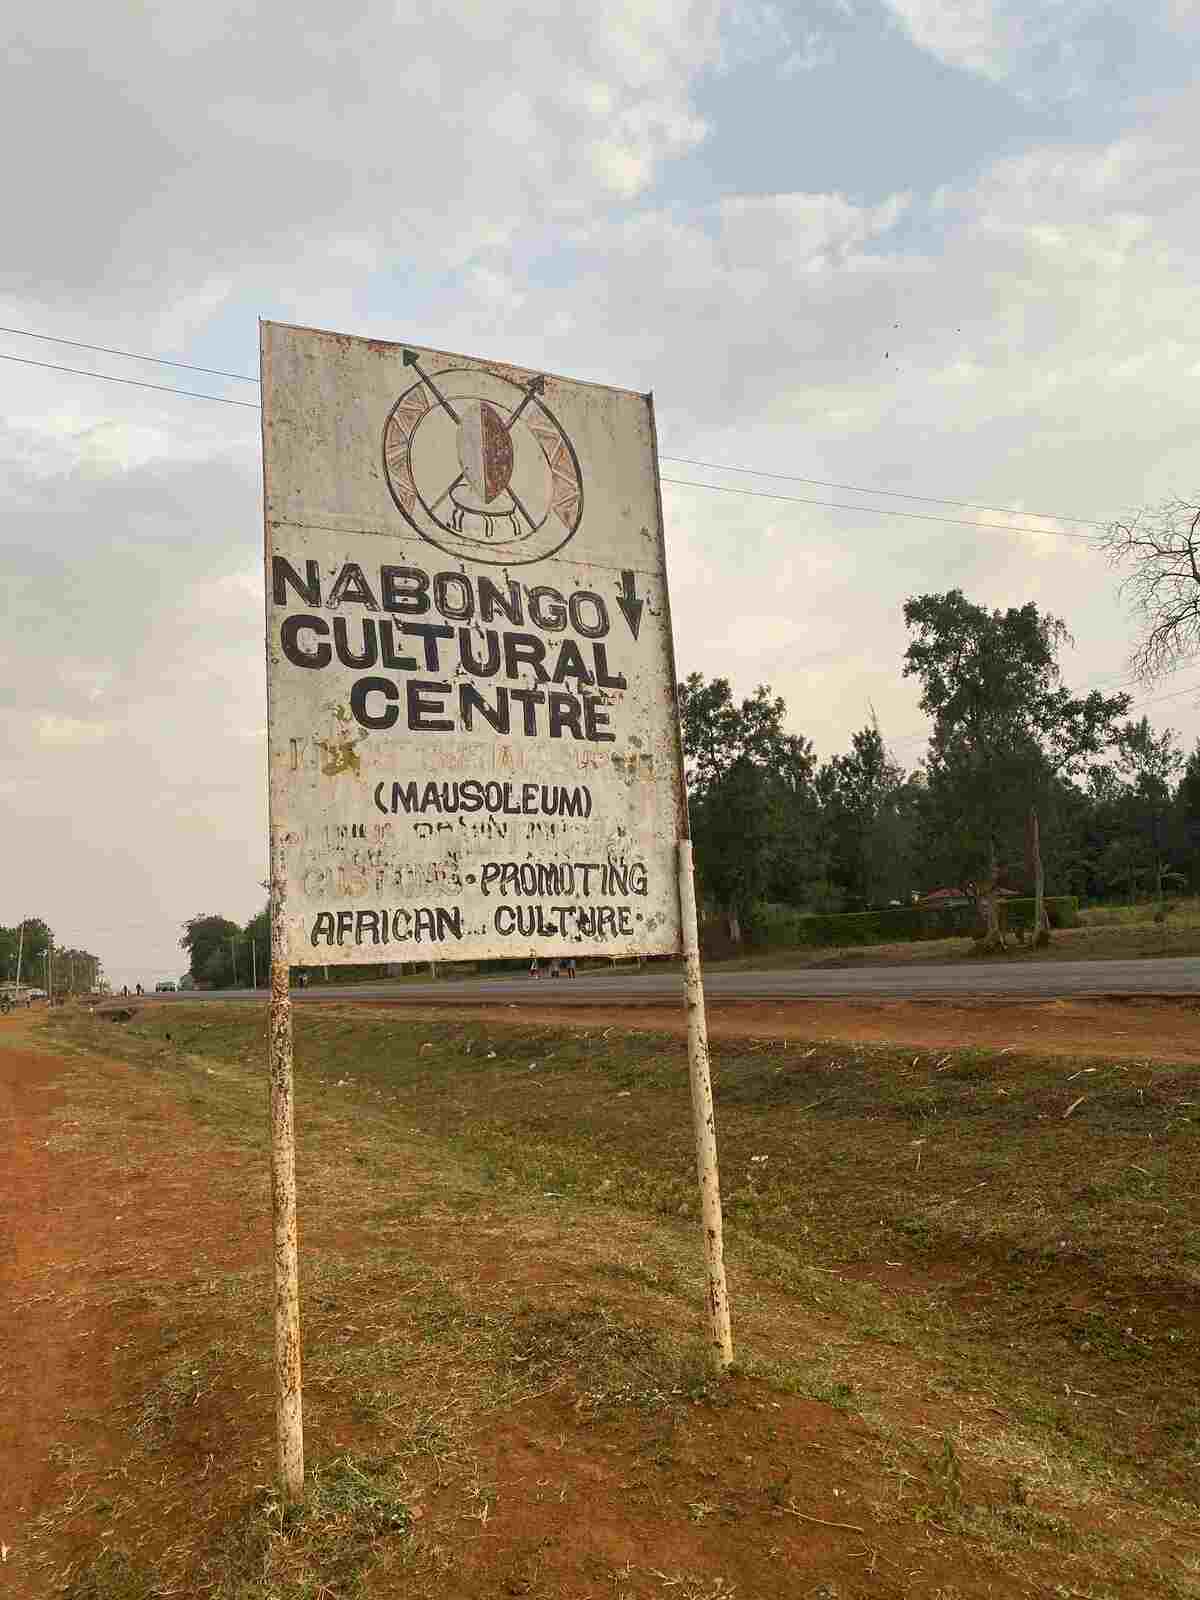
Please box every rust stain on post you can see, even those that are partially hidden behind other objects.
[677,839,733,1369]
[268,847,304,1499]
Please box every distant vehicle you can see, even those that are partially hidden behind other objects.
[155,980,177,993]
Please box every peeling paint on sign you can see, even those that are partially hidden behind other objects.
[262,321,685,966]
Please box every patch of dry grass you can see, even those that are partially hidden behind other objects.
[23,1004,1200,1600]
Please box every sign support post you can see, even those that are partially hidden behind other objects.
[268,856,304,1500]
[647,391,733,1371]
[677,839,733,1367]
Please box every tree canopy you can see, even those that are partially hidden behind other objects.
[181,913,245,988]
[902,590,1131,895]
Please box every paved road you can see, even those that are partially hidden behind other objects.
[155,955,1200,1005]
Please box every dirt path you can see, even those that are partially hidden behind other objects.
[0,1014,269,1596]
[355,991,1200,1062]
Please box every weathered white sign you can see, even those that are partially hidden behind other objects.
[262,321,686,966]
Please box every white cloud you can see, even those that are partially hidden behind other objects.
[882,0,1150,96]
[885,0,1033,80]
[0,0,726,311]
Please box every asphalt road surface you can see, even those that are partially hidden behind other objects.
[155,956,1200,1004]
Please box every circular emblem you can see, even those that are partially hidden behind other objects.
[382,354,584,566]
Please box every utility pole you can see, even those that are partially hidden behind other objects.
[15,921,24,988]
[251,936,258,990]
[230,936,239,987]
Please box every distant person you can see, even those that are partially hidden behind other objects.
[135,982,143,996]
[565,957,577,980]
[528,956,540,979]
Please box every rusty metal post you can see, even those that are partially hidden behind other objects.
[268,852,304,1499]
[644,388,733,1371]
[677,840,733,1369]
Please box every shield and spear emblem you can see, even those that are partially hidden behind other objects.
[382,351,584,566]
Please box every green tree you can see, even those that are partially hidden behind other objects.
[678,675,813,942]
[1111,717,1184,899]
[1175,740,1200,890]
[0,917,53,983]
[244,905,270,989]
[903,591,1130,945]
[181,914,242,988]
[765,732,830,911]
[816,721,914,909]
[691,757,778,943]
[52,947,103,996]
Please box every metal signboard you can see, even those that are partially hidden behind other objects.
[259,320,730,1503]
[261,321,685,967]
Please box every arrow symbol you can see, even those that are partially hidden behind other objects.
[402,349,461,424]
[504,372,545,432]
[616,571,645,640]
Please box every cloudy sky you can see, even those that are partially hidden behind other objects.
[3,0,1200,985]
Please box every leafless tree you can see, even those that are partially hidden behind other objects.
[1102,498,1200,682]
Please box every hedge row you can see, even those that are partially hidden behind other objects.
[748,896,1079,950]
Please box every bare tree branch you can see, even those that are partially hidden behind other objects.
[1101,499,1200,682]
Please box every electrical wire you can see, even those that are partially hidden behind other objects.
[661,453,1104,528]
[660,474,1094,543]
[0,323,258,384]
[1128,679,1200,713]
[0,351,262,409]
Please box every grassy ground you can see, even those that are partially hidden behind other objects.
[11,1001,1200,1598]
[688,897,1200,971]
[356,898,1200,983]
[201,900,1200,1000]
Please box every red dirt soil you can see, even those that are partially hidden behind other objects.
[357,992,1200,1062]
[0,1019,267,1597]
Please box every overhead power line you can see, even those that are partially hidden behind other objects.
[661,453,1104,529]
[660,475,1094,543]
[1128,678,1200,713]
[0,323,258,384]
[0,351,261,409]
[0,322,1120,535]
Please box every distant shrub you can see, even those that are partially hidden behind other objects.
[1004,896,1080,932]
[745,896,1079,950]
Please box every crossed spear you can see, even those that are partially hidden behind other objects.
[403,349,545,529]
